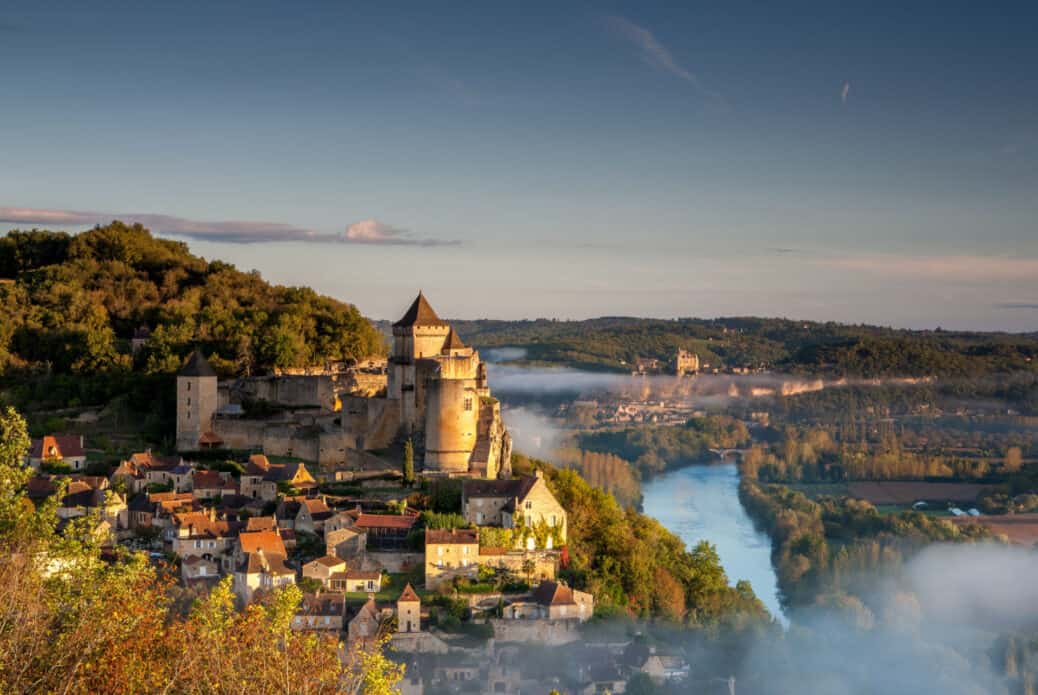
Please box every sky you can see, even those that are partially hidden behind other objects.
[1,1,1036,331]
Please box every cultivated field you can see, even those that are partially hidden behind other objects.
[846,481,988,506]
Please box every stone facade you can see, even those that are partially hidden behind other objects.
[675,348,700,376]
[175,351,218,451]
[174,294,510,478]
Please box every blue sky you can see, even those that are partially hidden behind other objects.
[1,1,1036,330]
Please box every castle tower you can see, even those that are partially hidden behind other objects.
[176,350,218,451]
[396,582,421,633]
[424,330,480,474]
[388,292,451,431]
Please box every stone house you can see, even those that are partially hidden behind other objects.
[424,528,479,589]
[295,497,334,534]
[191,470,228,500]
[181,555,220,583]
[234,549,296,604]
[240,454,279,502]
[461,471,567,547]
[302,555,347,587]
[354,512,418,550]
[347,597,383,644]
[503,581,593,622]
[292,592,346,632]
[171,510,243,566]
[146,459,194,493]
[27,435,87,471]
[331,569,382,593]
[639,653,690,684]
[325,525,366,559]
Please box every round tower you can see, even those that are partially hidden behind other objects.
[176,350,218,452]
[423,367,479,474]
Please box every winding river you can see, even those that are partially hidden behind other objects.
[641,463,786,623]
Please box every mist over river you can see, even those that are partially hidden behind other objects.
[641,463,786,623]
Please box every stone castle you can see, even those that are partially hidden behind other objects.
[175,293,511,478]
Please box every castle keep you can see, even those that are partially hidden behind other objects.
[176,293,511,479]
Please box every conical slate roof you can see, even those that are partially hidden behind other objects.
[442,328,466,352]
[178,350,217,377]
[393,292,449,328]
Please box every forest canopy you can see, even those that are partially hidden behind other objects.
[0,223,385,376]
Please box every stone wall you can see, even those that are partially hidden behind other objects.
[487,618,582,645]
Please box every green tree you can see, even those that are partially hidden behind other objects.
[403,438,415,486]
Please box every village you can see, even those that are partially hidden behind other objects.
[20,294,692,694]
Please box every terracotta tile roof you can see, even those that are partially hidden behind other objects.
[246,454,271,474]
[29,435,85,459]
[302,498,332,515]
[425,528,478,545]
[192,470,224,489]
[532,580,576,607]
[312,555,346,568]
[245,516,277,532]
[238,530,287,557]
[392,292,449,328]
[299,592,345,616]
[354,513,418,531]
[478,546,508,556]
[398,583,420,603]
[198,431,223,446]
[174,510,240,539]
[238,550,292,576]
[345,569,382,581]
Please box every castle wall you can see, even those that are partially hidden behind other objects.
[487,619,582,645]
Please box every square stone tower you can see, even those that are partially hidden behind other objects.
[396,582,421,633]
[176,350,218,451]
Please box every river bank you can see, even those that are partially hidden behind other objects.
[641,461,787,623]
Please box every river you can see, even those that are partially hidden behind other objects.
[641,462,786,623]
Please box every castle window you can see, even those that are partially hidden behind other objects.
[187,398,191,406]
[187,382,191,391]
[463,398,473,411]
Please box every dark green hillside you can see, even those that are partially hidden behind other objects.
[0,223,385,434]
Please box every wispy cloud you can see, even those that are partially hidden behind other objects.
[994,302,1038,310]
[0,206,459,246]
[817,254,1038,282]
[604,15,698,84]
[602,14,724,106]
[841,81,851,104]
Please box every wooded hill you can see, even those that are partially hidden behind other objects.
[0,223,385,377]
[449,316,1038,379]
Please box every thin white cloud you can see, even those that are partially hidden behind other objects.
[604,15,698,85]
[816,253,1038,282]
[841,81,851,104]
[0,206,459,246]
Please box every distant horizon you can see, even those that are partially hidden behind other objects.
[2,1,1035,332]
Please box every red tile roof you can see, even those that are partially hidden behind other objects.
[30,435,85,459]
[238,530,287,557]
[354,513,418,531]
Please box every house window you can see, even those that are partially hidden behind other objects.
[525,501,532,510]
[437,547,444,556]
[550,515,556,526]
[464,398,473,411]
[462,546,469,555]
